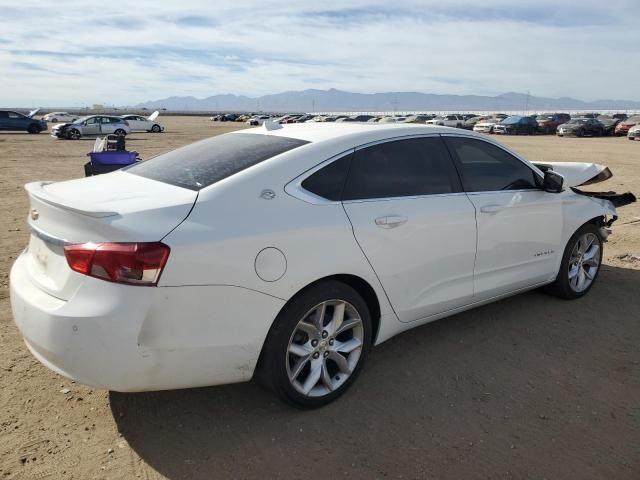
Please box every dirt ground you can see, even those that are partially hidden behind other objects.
[1,117,639,480]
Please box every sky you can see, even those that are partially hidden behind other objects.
[0,0,638,107]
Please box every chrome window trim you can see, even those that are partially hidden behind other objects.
[285,133,451,205]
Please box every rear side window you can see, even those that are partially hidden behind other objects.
[444,137,538,192]
[127,133,309,190]
[342,137,459,201]
[301,154,352,201]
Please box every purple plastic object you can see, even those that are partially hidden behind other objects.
[87,150,138,165]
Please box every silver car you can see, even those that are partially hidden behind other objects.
[51,115,131,139]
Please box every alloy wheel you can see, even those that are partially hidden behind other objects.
[286,300,364,397]
[568,232,600,293]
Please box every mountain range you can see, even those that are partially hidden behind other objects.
[135,89,640,113]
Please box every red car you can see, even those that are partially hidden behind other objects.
[536,113,570,134]
[614,115,640,135]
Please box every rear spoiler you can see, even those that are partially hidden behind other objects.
[25,181,118,218]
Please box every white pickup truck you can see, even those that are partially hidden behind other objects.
[425,114,465,127]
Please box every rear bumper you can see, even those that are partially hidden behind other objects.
[10,253,285,392]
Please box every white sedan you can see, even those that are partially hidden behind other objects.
[42,111,77,123]
[10,123,635,407]
[120,111,164,132]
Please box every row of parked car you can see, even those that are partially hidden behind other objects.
[0,109,165,139]
[213,111,640,139]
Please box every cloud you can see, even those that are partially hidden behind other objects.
[0,0,638,106]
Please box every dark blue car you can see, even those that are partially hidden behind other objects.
[0,110,47,133]
[493,115,537,135]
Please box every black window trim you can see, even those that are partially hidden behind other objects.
[440,133,545,194]
[288,133,466,205]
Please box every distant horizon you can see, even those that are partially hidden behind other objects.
[3,88,640,110]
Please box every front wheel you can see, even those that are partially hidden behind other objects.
[259,281,372,408]
[151,124,161,133]
[27,125,40,134]
[544,223,603,299]
[66,128,81,140]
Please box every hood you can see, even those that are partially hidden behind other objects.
[475,121,497,127]
[532,161,612,187]
[51,122,72,130]
[559,123,581,130]
[27,108,40,118]
[147,110,159,121]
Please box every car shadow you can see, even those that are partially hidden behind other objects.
[110,264,640,479]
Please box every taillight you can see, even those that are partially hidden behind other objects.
[64,242,170,286]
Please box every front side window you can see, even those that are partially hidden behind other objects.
[444,137,538,192]
[127,133,309,190]
[342,137,459,201]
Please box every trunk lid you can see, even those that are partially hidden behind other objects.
[23,171,197,299]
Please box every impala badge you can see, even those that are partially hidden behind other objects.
[30,209,39,221]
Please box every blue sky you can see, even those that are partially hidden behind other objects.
[0,1,638,106]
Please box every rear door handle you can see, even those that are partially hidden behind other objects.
[375,215,408,228]
[480,204,505,214]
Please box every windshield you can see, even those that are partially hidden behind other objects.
[126,133,309,191]
[73,116,90,124]
[502,116,523,124]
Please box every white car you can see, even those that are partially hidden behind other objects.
[120,111,163,133]
[42,111,77,123]
[247,115,271,126]
[473,118,501,133]
[426,115,464,127]
[627,123,640,140]
[10,123,635,407]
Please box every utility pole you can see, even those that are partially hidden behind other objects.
[524,90,530,114]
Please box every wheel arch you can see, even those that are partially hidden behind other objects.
[254,273,382,384]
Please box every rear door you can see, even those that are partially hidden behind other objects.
[443,135,563,300]
[341,136,477,322]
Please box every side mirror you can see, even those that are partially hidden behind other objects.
[543,170,564,193]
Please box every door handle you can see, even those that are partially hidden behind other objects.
[375,215,408,228]
[480,204,505,214]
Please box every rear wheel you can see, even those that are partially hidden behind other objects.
[259,280,372,408]
[51,118,58,123]
[544,223,603,299]
[114,128,126,136]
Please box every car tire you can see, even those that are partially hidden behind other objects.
[544,223,603,300]
[577,128,584,137]
[51,118,58,123]
[65,128,80,140]
[259,280,372,408]
[114,129,126,136]
[544,126,551,134]
[27,125,40,134]
[151,124,161,133]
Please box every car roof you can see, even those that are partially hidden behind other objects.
[234,122,479,146]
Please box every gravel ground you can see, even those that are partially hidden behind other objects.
[1,117,638,479]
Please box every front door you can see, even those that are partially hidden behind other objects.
[443,135,563,300]
[342,136,477,323]
[82,117,101,136]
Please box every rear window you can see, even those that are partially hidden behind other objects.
[126,133,309,190]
